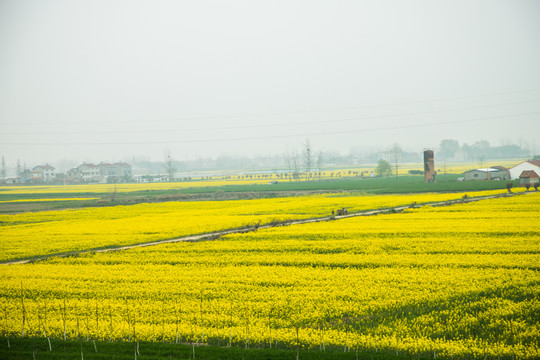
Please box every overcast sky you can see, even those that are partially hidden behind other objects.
[1,0,539,168]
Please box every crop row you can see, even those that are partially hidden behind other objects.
[0,190,509,262]
[1,192,539,358]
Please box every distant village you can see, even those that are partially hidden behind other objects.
[1,158,539,187]
[2,162,133,185]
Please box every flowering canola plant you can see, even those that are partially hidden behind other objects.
[0,192,538,358]
[1,190,508,261]
[0,198,99,203]
[0,179,270,196]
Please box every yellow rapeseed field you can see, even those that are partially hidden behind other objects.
[0,192,538,358]
[0,158,523,196]
[0,179,269,195]
[1,190,508,261]
[0,198,99,203]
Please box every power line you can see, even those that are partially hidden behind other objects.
[8,88,540,127]
[3,111,538,146]
[4,98,540,136]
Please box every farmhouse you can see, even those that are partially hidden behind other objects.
[462,167,510,181]
[509,160,540,180]
[66,168,83,183]
[67,163,101,183]
[19,169,34,183]
[98,162,132,183]
[519,170,539,187]
[66,162,133,183]
[31,164,55,183]
[78,163,101,182]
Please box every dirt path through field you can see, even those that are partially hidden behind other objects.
[2,192,522,265]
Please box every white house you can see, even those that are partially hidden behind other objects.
[509,161,540,180]
[32,164,55,183]
[66,162,132,183]
[98,162,132,182]
[77,163,101,182]
[462,168,510,181]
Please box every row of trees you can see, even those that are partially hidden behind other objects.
[163,141,325,182]
[162,141,399,182]
[287,141,400,180]
[438,139,530,162]
[123,139,535,182]
[285,140,324,181]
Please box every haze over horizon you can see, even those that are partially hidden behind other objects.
[1,0,540,168]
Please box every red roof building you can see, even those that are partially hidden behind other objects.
[31,164,56,182]
[519,170,539,186]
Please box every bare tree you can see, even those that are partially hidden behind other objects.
[316,151,323,181]
[285,149,300,182]
[164,150,177,182]
[292,152,300,181]
[391,143,402,180]
[304,140,313,181]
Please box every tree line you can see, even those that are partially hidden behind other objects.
[438,139,530,162]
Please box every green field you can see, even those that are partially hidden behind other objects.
[0,175,519,213]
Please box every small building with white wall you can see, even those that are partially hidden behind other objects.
[77,163,101,182]
[98,162,133,183]
[519,170,539,187]
[509,161,540,180]
[32,164,55,183]
[463,168,510,181]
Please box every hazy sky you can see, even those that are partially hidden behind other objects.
[1,0,539,168]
